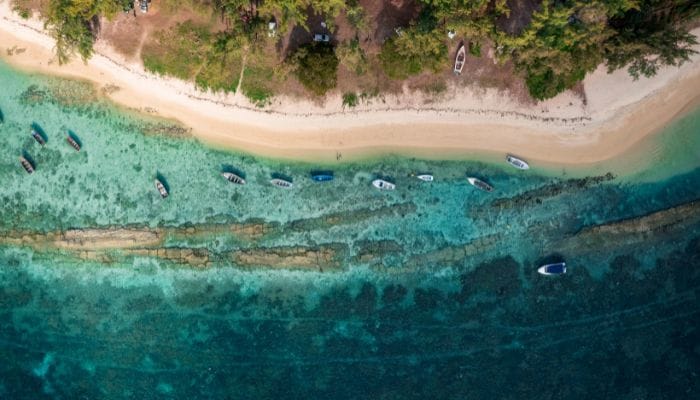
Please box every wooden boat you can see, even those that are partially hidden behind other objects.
[66,135,81,151]
[155,179,169,198]
[19,156,34,174]
[221,172,246,185]
[31,129,46,146]
[270,178,293,189]
[467,177,493,192]
[416,174,434,182]
[506,154,529,170]
[538,262,566,276]
[372,179,395,190]
[454,44,466,75]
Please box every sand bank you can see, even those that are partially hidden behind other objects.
[1,1,699,164]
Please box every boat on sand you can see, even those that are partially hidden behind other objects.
[467,177,493,192]
[454,44,466,75]
[222,172,246,185]
[372,179,395,190]
[506,155,529,170]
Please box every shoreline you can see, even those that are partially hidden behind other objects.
[0,2,699,165]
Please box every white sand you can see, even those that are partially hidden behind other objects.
[1,1,699,164]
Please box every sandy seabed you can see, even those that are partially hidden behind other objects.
[1,1,699,165]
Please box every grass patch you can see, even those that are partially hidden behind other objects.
[342,92,359,108]
[142,21,211,80]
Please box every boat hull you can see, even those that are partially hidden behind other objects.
[467,177,493,192]
[222,172,246,185]
[155,180,169,198]
[270,179,293,188]
[538,262,566,275]
[372,179,395,190]
[506,155,529,170]
[311,174,334,182]
[416,174,434,182]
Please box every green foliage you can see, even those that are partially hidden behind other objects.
[44,0,124,64]
[604,0,700,78]
[195,33,244,93]
[292,43,339,96]
[342,92,359,108]
[469,41,481,57]
[337,38,368,75]
[380,29,447,79]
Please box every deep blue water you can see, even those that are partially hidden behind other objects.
[0,60,699,399]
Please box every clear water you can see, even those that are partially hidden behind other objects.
[1,60,699,399]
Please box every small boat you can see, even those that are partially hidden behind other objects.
[19,156,34,174]
[453,44,466,75]
[416,174,433,182]
[221,172,246,185]
[155,179,169,198]
[31,129,46,146]
[506,154,529,170]
[66,135,81,151]
[0,108,4,123]
[467,177,494,192]
[538,262,566,276]
[270,178,293,189]
[372,179,395,190]
[311,173,334,182]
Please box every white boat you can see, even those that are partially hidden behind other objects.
[221,172,246,185]
[155,179,168,198]
[453,44,466,75]
[467,177,493,192]
[416,174,434,182]
[538,262,566,276]
[270,178,293,189]
[506,155,529,170]
[372,179,395,190]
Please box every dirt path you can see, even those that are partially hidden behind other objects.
[132,28,149,62]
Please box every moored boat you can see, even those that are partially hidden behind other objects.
[155,179,169,198]
[221,172,246,185]
[506,154,529,170]
[311,173,334,182]
[538,262,566,276]
[270,178,293,188]
[372,179,395,190]
[467,177,493,192]
[31,129,46,146]
[66,135,81,151]
[19,156,34,174]
[0,108,4,123]
[416,174,433,182]
[453,44,466,75]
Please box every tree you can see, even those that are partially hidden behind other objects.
[292,43,339,96]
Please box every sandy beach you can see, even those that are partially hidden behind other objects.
[1,1,699,164]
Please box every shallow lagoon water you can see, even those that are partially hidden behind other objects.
[1,60,700,399]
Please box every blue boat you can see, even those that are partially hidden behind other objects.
[538,262,566,275]
[311,173,334,182]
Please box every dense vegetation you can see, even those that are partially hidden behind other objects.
[21,0,700,101]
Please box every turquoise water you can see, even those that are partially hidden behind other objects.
[1,59,700,398]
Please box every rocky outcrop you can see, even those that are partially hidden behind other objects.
[490,173,616,210]
[288,203,417,231]
[232,244,348,271]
